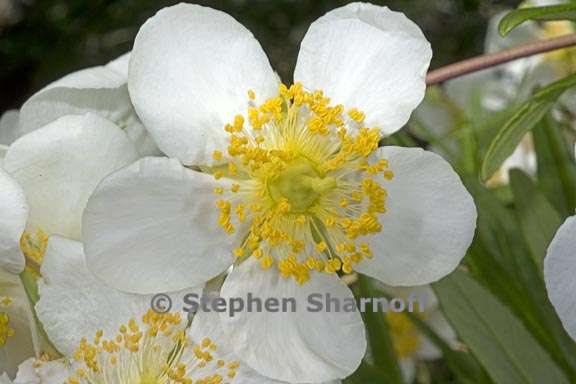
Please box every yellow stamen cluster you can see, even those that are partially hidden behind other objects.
[211,83,393,284]
[67,310,237,384]
[1,296,12,306]
[0,312,14,346]
[387,312,421,359]
[20,229,49,266]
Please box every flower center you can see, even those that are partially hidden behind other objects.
[268,158,336,213]
[68,310,238,384]
[210,83,394,284]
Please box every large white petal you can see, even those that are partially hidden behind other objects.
[219,258,365,383]
[17,56,159,156]
[36,236,200,356]
[3,114,139,240]
[355,147,477,285]
[544,216,576,340]
[128,3,279,166]
[12,358,70,384]
[19,65,127,135]
[190,310,341,384]
[294,2,431,135]
[83,157,240,294]
[0,169,28,273]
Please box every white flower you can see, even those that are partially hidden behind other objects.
[0,113,140,275]
[26,236,337,384]
[4,53,160,157]
[544,215,576,340]
[82,3,477,382]
[0,268,37,378]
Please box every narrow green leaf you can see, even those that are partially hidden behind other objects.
[499,4,576,36]
[481,74,576,182]
[464,178,576,379]
[435,271,569,384]
[533,114,576,216]
[509,169,563,271]
[404,311,492,384]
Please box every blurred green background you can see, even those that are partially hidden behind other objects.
[0,0,520,113]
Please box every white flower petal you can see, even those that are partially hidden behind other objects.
[128,3,279,165]
[19,65,127,135]
[355,147,477,285]
[399,358,416,384]
[16,57,158,156]
[0,145,8,167]
[12,358,70,384]
[36,236,201,357]
[0,110,20,146]
[83,157,239,294]
[416,310,457,360]
[0,169,28,273]
[190,309,342,384]
[544,216,576,340]
[3,114,139,240]
[219,258,366,383]
[294,2,431,135]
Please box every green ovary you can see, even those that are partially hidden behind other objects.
[268,158,336,213]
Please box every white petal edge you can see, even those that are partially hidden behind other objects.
[294,2,432,135]
[36,236,201,356]
[190,309,342,384]
[355,147,477,285]
[83,157,240,294]
[128,3,279,165]
[4,114,139,240]
[544,216,576,340]
[0,168,28,273]
[18,63,128,136]
[219,258,366,383]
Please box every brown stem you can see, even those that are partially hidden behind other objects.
[426,33,576,85]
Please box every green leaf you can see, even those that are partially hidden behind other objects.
[356,277,404,384]
[480,74,576,182]
[435,271,570,384]
[464,177,576,379]
[533,114,576,216]
[509,169,563,271]
[404,310,492,384]
[343,362,392,384]
[499,4,576,36]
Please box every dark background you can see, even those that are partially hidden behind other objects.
[0,0,520,114]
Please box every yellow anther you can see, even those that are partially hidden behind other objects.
[212,151,223,161]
